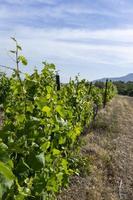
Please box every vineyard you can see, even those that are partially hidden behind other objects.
[0,40,117,200]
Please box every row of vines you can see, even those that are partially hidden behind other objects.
[0,40,117,200]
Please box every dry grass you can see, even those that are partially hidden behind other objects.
[58,95,133,200]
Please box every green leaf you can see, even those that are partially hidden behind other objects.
[41,141,50,152]
[61,159,68,173]
[17,45,22,51]
[35,97,47,109]
[48,63,55,70]
[42,62,55,70]
[11,37,17,42]
[36,152,45,167]
[16,114,25,123]
[42,106,51,117]
[46,177,58,192]
[15,194,25,200]
[18,55,28,66]
[10,50,16,54]
[56,172,63,184]
[61,159,68,168]
[59,137,66,145]
[27,152,45,170]
[46,93,51,99]
[53,148,60,155]
[26,104,34,113]
[46,86,52,93]
[0,161,15,180]
[55,105,64,117]
[74,126,81,136]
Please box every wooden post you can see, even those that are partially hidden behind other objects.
[89,82,92,94]
[56,72,60,91]
[103,79,108,108]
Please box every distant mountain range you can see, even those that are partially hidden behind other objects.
[94,73,133,83]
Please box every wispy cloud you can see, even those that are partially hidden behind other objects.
[3,0,56,5]
[0,0,129,29]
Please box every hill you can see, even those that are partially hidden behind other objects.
[94,73,133,82]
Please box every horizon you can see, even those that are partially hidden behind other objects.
[1,0,133,82]
[95,72,133,79]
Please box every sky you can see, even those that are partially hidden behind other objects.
[1,0,133,82]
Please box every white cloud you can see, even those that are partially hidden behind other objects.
[0,1,120,22]
[8,26,133,44]
[1,26,133,68]
[3,0,55,5]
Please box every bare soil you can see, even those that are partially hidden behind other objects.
[58,95,133,200]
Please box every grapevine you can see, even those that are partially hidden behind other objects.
[0,41,117,200]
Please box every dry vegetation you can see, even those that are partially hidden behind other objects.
[58,95,133,200]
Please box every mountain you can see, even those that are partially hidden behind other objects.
[94,73,133,83]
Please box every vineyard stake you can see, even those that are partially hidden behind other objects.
[103,79,108,108]
[56,72,60,91]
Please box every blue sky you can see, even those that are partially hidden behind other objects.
[1,0,133,81]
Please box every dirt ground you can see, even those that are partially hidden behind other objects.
[58,95,133,200]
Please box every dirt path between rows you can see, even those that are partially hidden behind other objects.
[58,96,133,200]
